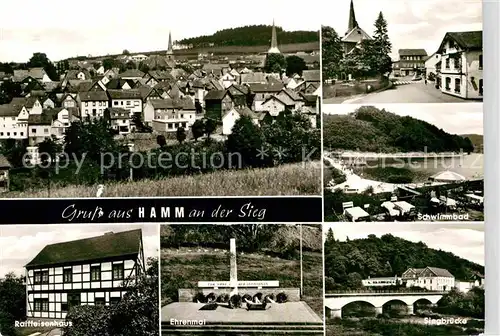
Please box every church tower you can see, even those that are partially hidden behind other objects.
[267,19,281,54]
[166,31,174,59]
[346,0,359,35]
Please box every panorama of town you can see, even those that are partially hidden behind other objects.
[0,22,321,197]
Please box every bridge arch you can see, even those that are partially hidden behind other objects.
[382,299,410,316]
[340,300,377,319]
[325,292,445,319]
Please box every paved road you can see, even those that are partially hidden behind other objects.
[324,81,480,104]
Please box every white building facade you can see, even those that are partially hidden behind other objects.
[25,229,145,320]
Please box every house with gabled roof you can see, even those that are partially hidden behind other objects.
[204,89,234,121]
[107,89,143,124]
[393,49,428,77]
[437,30,483,99]
[119,69,145,81]
[25,229,145,320]
[0,102,29,140]
[104,107,132,135]
[247,82,284,111]
[402,266,455,291]
[78,91,109,119]
[261,95,288,117]
[222,106,260,135]
[148,98,197,132]
[275,88,305,111]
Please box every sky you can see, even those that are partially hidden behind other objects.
[323,102,483,135]
[320,0,482,60]
[0,224,159,277]
[0,0,321,63]
[324,222,484,266]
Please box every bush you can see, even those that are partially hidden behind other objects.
[63,258,158,336]
[387,175,413,184]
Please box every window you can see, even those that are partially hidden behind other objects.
[85,102,88,107]
[68,293,80,308]
[110,297,121,305]
[63,268,72,283]
[112,264,124,280]
[13,132,16,136]
[6,132,9,136]
[114,101,118,106]
[91,266,101,281]
[61,303,68,312]
[445,77,451,91]
[34,270,49,284]
[479,54,483,69]
[95,298,106,306]
[479,79,483,96]
[134,101,139,106]
[126,101,131,106]
[93,102,96,107]
[454,78,461,93]
[445,58,450,69]
[20,132,23,136]
[34,298,49,312]
[120,101,124,105]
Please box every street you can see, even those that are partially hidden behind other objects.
[323,80,480,104]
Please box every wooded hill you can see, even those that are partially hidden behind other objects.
[461,134,483,153]
[323,106,475,153]
[178,25,319,48]
[324,229,484,291]
[161,224,322,254]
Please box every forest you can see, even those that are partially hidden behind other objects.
[161,224,322,254]
[178,25,319,47]
[323,229,484,292]
[323,106,475,153]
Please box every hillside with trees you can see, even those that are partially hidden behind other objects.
[178,25,319,48]
[323,106,475,153]
[324,229,484,292]
[461,134,483,153]
[161,224,322,253]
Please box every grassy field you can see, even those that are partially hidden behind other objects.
[161,247,324,319]
[3,162,321,198]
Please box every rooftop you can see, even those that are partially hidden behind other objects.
[26,229,142,268]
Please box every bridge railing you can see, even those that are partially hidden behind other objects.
[325,289,447,295]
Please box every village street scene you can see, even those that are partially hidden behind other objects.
[324,222,485,336]
[321,0,483,104]
[0,1,321,198]
[323,103,484,222]
[160,224,324,335]
[0,224,159,336]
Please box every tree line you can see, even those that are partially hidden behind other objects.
[178,25,319,48]
[3,111,320,192]
[323,106,475,153]
[324,229,484,292]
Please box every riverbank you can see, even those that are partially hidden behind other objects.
[328,150,467,160]
[327,316,484,336]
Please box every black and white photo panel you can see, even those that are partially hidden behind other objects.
[0,224,160,336]
[160,223,324,335]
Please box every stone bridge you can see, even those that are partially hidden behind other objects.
[324,291,446,318]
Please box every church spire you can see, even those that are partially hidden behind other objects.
[167,31,173,55]
[268,19,281,54]
[347,0,358,32]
